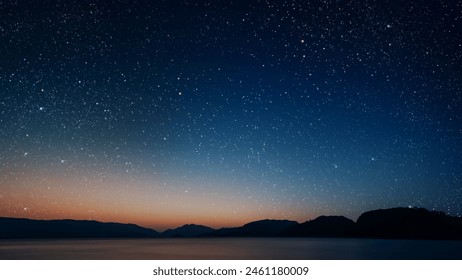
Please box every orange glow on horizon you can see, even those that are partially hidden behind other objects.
[0,169,318,231]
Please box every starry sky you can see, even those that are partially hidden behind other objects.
[0,0,461,230]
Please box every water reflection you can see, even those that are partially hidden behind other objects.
[1,238,462,260]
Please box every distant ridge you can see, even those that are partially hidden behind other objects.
[206,219,299,237]
[1,207,462,240]
[0,217,159,239]
[357,207,462,240]
[161,224,215,237]
[283,216,356,237]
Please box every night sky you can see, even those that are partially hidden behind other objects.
[1,0,461,230]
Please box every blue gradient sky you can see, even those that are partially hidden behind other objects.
[0,0,461,230]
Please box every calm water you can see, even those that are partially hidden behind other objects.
[1,238,462,260]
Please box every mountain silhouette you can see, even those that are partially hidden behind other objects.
[161,224,215,237]
[1,207,461,240]
[357,207,462,240]
[206,219,299,237]
[0,217,159,239]
[283,216,356,237]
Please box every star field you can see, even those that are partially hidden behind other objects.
[1,0,461,230]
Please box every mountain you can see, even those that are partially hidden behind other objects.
[0,217,159,239]
[357,207,462,240]
[283,216,356,237]
[161,224,215,237]
[2,207,461,240]
[207,219,299,237]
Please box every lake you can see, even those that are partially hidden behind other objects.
[1,238,462,260]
